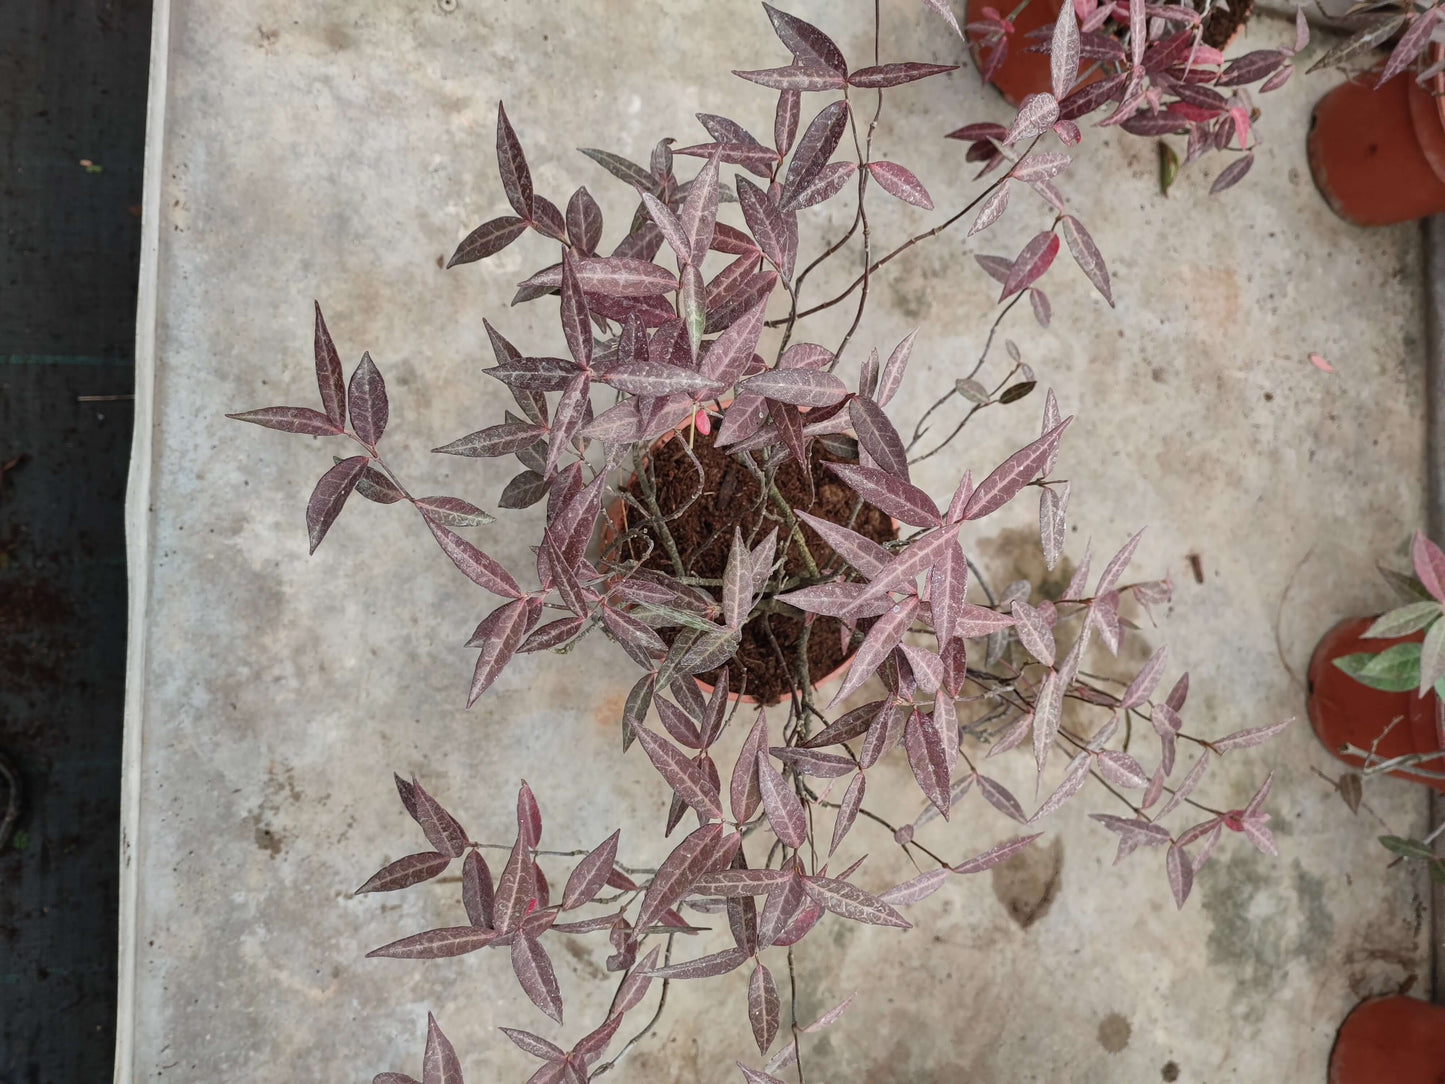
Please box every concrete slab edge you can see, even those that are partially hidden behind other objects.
[114,0,172,1079]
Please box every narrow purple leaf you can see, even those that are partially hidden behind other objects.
[1004,92,1060,145]
[430,519,523,597]
[830,594,919,706]
[636,822,726,930]
[963,418,1072,521]
[1209,153,1254,195]
[512,933,564,1023]
[849,62,957,87]
[741,368,848,407]
[830,773,866,856]
[1059,215,1114,307]
[367,926,498,959]
[227,405,343,436]
[497,102,534,218]
[748,961,781,1054]
[952,833,1042,873]
[867,162,933,209]
[306,455,369,554]
[646,946,750,979]
[1051,2,1081,98]
[757,752,808,848]
[449,216,527,267]
[633,724,724,820]
[423,1014,464,1084]
[1001,232,1060,301]
[876,329,918,409]
[794,509,890,578]
[1121,645,1169,708]
[466,599,534,706]
[312,302,347,427]
[977,774,1027,822]
[1210,717,1293,753]
[462,849,495,928]
[825,462,940,528]
[802,876,911,928]
[1166,844,1193,908]
[357,851,451,894]
[734,65,847,91]
[969,182,1010,236]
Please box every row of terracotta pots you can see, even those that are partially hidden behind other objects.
[963,0,1445,225]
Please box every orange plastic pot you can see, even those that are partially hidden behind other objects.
[1308,52,1445,227]
[1306,616,1445,793]
[1328,995,1445,1083]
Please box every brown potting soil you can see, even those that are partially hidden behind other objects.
[621,425,897,703]
[1196,0,1252,50]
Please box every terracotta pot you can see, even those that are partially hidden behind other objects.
[1308,51,1445,227]
[1306,615,1445,793]
[966,0,1072,107]
[1328,995,1445,1082]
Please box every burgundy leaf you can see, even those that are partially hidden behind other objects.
[408,778,469,858]
[734,65,847,91]
[559,830,620,910]
[737,177,790,277]
[1012,599,1056,667]
[1031,753,1090,821]
[849,62,956,87]
[781,160,856,212]
[311,302,347,427]
[559,254,593,370]
[852,524,960,612]
[680,149,724,264]
[849,396,909,479]
[367,926,498,959]
[351,461,407,505]
[825,462,940,527]
[1039,482,1068,570]
[693,867,793,897]
[636,822,726,929]
[1210,717,1293,753]
[867,161,933,209]
[462,849,495,928]
[764,3,848,73]
[905,707,953,818]
[1096,527,1145,594]
[518,257,679,298]
[496,102,534,218]
[741,368,849,407]
[610,946,660,1017]
[1209,153,1254,195]
[306,455,369,553]
[874,330,918,409]
[1031,670,1063,774]
[633,724,724,820]
[640,190,690,266]
[430,519,523,597]
[1121,645,1169,708]
[531,195,567,242]
[502,1027,565,1061]
[830,772,866,856]
[794,509,891,577]
[580,147,661,195]
[646,946,750,979]
[512,932,564,1023]
[977,774,1027,822]
[955,603,1015,638]
[703,298,771,385]
[775,581,888,619]
[1058,72,1126,120]
[449,215,527,267]
[969,182,1010,236]
[602,361,717,397]
[1166,843,1194,909]
[784,101,850,197]
[434,422,548,458]
[227,405,344,436]
[749,961,781,1054]
[952,833,1042,873]
[775,89,801,155]
[357,851,451,894]
[830,594,919,705]
[423,1014,463,1084]
[1000,232,1061,301]
[1217,49,1288,88]
[757,752,808,848]
[1004,92,1061,145]
[802,876,911,928]
[962,417,1071,521]
[466,598,535,706]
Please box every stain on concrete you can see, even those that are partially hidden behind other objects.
[1097,1012,1131,1053]
[991,835,1063,928]
[1162,1060,1180,1081]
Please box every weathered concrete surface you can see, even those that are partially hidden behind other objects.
[121,2,1431,1081]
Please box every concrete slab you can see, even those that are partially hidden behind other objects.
[121,2,1432,1081]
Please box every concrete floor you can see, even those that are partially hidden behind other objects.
[120,2,1432,1081]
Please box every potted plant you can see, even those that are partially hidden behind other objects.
[231,3,1288,1079]
[1308,529,1445,1081]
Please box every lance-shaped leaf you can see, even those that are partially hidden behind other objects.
[502,1027,564,1062]
[978,774,1027,822]
[1030,669,1063,774]
[1096,528,1145,594]
[357,851,452,894]
[730,710,769,821]
[1031,752,1090,822]
[922,0,964,36]
[784,100,850,197]
[562,830,621,910]
[435,422,548,458]
[867,161,933,209]
[1096,749,1150,789]
[701,297,769,385]
[1166,844,1194,909]
[1307,13,1407,73]
[905,708,953,818]
[1058,215,1113,306]
[580,147,661,194]
[637,821,726,929]
[654,695,702,749]
[422,1014,463,1084]
[764,3,847,73]
[646,946,750,980]
[431,520,523,597]
[1210,153,1254,195]
[518,257,678,298]
[849,61,957,87]
[1415,530,1445,602]
[734,65,848,91]
[970,182,1010,237]
[640,190,691,266]
[1012,600,1056,667]
[461,849,495,929]
[496,102,534,218]
[485,355,582,391]
[873,329,918,409]
[1004,92,1060,145]
[1210,716,1293,752]
[367,925,499,959]
[467,598,534,706]
[566,186,603,254]
[757,752,808,848]
[603,361,718,398]
[449,216,527,267]
[879,868,950,908]
[1001,232,1060,301]
[512,932,563,1023]
[829,772,866,856]
[741,368,848,407]
[848,396,909,479]
[956,604,1015,638]
[775,582,888,619]
[782,160,856,212]
[721,529,751,630]
[825,462,940,528]
[749,961,781,1054]
[679,148,723,265]
[1120,645,1169,708]
[311,302,347,427]
[802,876,911,928]
[406,777,468,858]
[794,509,890,577]
[610,945,660,1018]
[633,724,724,820]
[830,594,919,706]
[1038,481,1069,570]
[962,417,1072,521]
[693,867,793,897]
[852,523,960,612]
[1051,0,1081,97]
[1364,600,1443,639]
[227,405,344,436]
[953,833,1042,873]
[559,254,593,370]
[737,177,789,277]
[306,455,369,553]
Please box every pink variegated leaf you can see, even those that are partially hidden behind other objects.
[771,746,855,779]
[1001,232,1060,301]
[849,396,910,479]
[830,595,919,705]
[518,257,678,298]
[969,181,1010,236]
[636,822,726,930]
[803,876,911,928]
[563,830,621,910]
[1245,770,1275,819]
[646,946,750,979]
[851,525,960,611]
[496,102,534,219]
[1031,753,1090,821]
[876,329,919,409]
[1381,8,1437,85]
[429,519,524,598]
[422,1014,464,1084]
[1011,151,1072,183]
[634,725,724,820]
[1157,753,1209,819]
[1217,48,1288,87]
[748,961,781,1054]
[735,65,848,91]
[512,932,564,1023]
[310,302,347,426]
[609,946,660,1018]
[739,1065,789,1084]
[1210,717,1292,753]
[953,833,1042,873]
[1039,482,1069,570]
[963,418,1072,521]
[1030,669,1064,774]
[978,774,1028,822]
[757,752,808,848]
[879,868,950,906]
[1004,92,1061,145]
[367,926,499,959]
[693,867,794,897]
[501,1027,565,1062]
[1051,0,1081,98]
[702,298,770,385]
[776,582,890,619]
[826,462,941,527]
[408,777,469,858]
[737,177,790,277]
[867,161,933,209]
[1210,153,1254,194]
[764,3,848,73]
[794,509,890,577]
[1095,749,1150,789]
[781,160,857,212]
[305,455,369,553]
[741,368,849,407]
[921,0,965,36]
[356,851,452,894]
[928,538,968,645]
[1121,645,1169,708]
[227,405,344,436]
[558,254,593,370]
[905,707,954,818]
[988,713,1033,759]
[1166,844,1194,908]
[1012,600,1056,666]
[955,604,1016,638]
[830,772,866,856]
[462,849,494,929]
[1414,531,1445,602]
[730,710,770,822]
[678,148,723,265]
[849,61,958,87]
[1096,528,1145,594]
[1059,215,1113,306]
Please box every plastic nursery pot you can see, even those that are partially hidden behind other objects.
[1328,995,1445,1083]
[1308,53,1445,227]
[1306,615,1445,793]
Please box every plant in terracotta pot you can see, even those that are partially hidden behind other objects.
[231,3,1289,1079]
